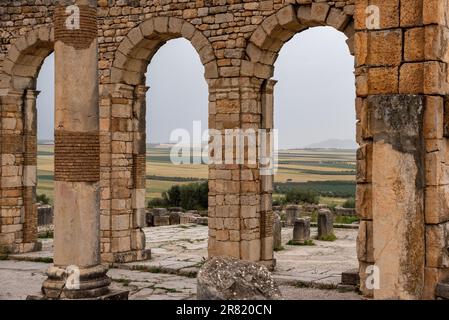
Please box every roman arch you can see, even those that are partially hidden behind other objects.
[0,0,448,300]
[101,16,217,263]
[0,25,54,254]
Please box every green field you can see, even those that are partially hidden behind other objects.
[37,145,356,205]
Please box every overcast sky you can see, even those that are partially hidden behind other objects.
[36,26,355,149]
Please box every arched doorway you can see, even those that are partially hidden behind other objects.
[144,37,210,268]
[271,25,358,289]
[103,17,217,263]
[0,26,54,254]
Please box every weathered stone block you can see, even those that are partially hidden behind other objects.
[311,2,330,23]
[357,220,374,263]
[354,0,399,30]
[291,218,310,245]
[197,257,282,300]
[326,8,350,31]
[285,205,299,226]
[369,94,426,299]
[426,223,449,268]
[153,215,170,227]
[425,185,449,224]
[317,209,334,240]
[358,30,402,66]
[273,212,282,251]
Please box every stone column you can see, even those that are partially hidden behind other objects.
[22,90,39,245]
[317,208,334,240]
[208,77,278,270]
[130,84,149,260]
[273,212,282,251]
[285,205,299,226]
[291,218,310,245]
[260,79,277,268]
[42,0,112,299]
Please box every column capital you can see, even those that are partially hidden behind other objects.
[134,84,150,98]
[263,79,278,94]
[25,89,41,99]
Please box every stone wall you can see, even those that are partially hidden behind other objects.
[1,0,448,299]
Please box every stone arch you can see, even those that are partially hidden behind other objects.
[102,16,216,263]
[110,16,218,85]
[237,3,359,283]
[0,26,54,92]
[242,5,354,79]
[0,26,54,254]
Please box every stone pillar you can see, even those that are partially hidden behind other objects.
[354,0,448,299]
[273,212,282,251]
[260,79,277,267]
[22,90,39,245]
[285,205,299,226]
[207,78,261,264]
[42,0,112,299]
[99,83,149,263]
[317,209,334,240]
[130,85,149,260]
[291,218,310,245]
[0,90,40,254]
[0,92,23,254]
[207,77,278,269]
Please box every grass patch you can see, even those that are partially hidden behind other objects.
[317,233,337,242]
[335,215,359,224]
[0,254,8,260]
[273,246,285,252]
[287,239,315,246]
[34,257,53,263]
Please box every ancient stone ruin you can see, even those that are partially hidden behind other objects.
[0,0,449,300]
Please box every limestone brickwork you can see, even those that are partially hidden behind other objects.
[1,0,448,299]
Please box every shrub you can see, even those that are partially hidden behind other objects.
[163,185,181,207]
[179,181,208,210]
[149,181,209,210]
[272,198,286,206]
[342,197,355,208]
[285,189,319,204]
[37,194,50,205]
[147,197,168,208]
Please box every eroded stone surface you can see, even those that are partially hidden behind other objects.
[197,256,282,300]
[0,259,362,300]
[9,224,358,287]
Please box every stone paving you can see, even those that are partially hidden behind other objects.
[0,260,361,300]
[1,224,361,299]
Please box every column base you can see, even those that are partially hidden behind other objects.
[258,259,276,271]
[41,264,114,299]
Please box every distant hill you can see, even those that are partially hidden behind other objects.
[304,139,358,150]
[38,140,54,145]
